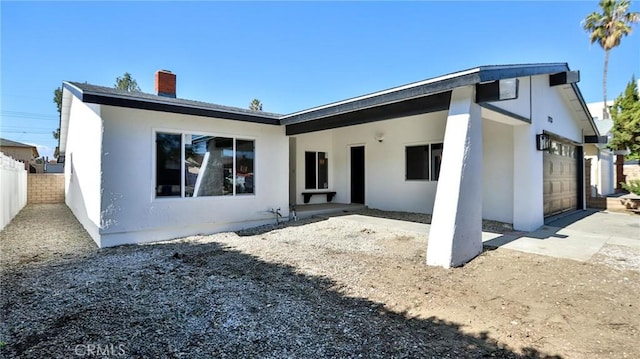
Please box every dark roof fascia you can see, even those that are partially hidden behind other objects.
[280,63,571,126]
[280,72,480,126]
[286,91,451,135]
[478,102,531,124]
[475,63,570,82]
[62,82,281,126]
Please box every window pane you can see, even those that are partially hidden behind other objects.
[305,151,316,189]
[186,136,233,197]
[406,145,429,180]
[236,140,255,194]
[431,143,443,181]
[156,133,182,197]
[318,152,328,189]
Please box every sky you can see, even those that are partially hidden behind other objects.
[1,1,639,160]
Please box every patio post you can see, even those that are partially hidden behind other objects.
[426,86,483,268]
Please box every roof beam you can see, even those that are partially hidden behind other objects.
[584,135,608,144]
[549,71,580,87]
[286,91,451,135]
[475,79,519,103]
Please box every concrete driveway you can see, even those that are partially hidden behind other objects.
[335,210,639,269]
[483,210,640,263]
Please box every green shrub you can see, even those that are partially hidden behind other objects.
[621,180,640,196]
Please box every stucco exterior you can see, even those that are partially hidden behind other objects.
[59,63,598,268]
[98,105,288,247]
[64,98,103,243]
[292,111,446,213]
[63,92,288,247]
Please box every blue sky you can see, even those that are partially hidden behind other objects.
[2,1,639,159]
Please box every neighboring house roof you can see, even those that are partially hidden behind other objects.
[0,138,39,157]
[59,63,598,155]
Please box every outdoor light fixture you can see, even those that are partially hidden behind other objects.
[375,132,384,143]
[536,134,550,151]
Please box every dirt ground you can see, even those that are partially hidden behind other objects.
[1,204,638,358]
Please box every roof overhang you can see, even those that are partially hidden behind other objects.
[58,63,599,144]
[62,82,281,126]
[281,63,595,136]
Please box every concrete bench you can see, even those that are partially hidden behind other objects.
[302,191,336,204]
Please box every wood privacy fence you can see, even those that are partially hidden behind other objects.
[28,173,65,204]
[1,152,27,230]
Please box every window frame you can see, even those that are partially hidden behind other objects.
[304,150,329,190]
[405,142,443,182]
[153,129,256,199]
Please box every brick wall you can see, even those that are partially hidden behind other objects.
[27,174,65,204]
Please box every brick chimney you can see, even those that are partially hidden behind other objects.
[155,70,176,98]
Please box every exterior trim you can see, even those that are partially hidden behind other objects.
[584,135,608,144]
[286,91,451,135]
[62,82,280,125]
[479,103,531,123]
[61,63,598,136]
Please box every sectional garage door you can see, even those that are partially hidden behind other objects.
[543,139,578,217]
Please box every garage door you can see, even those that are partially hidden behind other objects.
[543,139,578,217]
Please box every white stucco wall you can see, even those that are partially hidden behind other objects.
[99,106,288,247]
[64,96,103,243]
[531,76,583,143]
[294,111,447,213]
[482,119,514,223]
[585,145,615,196]
[486,76,532,120]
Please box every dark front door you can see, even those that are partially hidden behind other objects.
[350,146,365,204]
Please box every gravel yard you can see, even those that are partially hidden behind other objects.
[1,204,639,358]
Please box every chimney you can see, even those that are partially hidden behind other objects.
[155,70,176,98]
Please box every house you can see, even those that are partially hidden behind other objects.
[58,64,600,267]
[584,101,615,197]
[0,138,40,172]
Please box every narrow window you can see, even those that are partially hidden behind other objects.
[431,143,443,181]
[236,139,255,194]
[305,151,316,189]
[156,133,182,197]
[317,152,328,189]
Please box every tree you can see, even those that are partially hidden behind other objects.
[52,87,62,140]
[114,72,141,92]
[53,74,141,140]
[249,98,263,111]
[53,87,62,114]
[583,0,639,119]
[609,76,640,160]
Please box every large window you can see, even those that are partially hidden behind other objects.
[305,151,328,189]
[156,132,254,198]
[405,143,443,181]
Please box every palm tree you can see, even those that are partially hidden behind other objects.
[583,0,639,119]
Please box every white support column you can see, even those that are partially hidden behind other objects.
[426,86,483,268]
[512,125,544,231]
